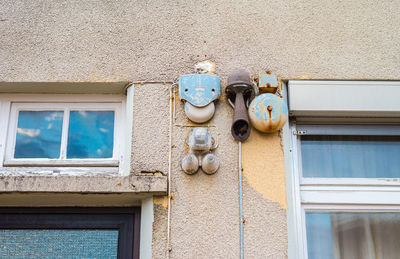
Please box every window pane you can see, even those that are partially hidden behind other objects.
[0,229,118,258]
[67,111,114,158]
[301,135,400,178]
[306,212,400,259]
[14,111,64,159]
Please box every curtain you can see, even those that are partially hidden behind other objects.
[307,213,400,259]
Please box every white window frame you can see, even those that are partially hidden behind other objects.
[289,123,400,259]
[0,94,126,170]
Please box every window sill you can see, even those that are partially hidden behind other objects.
[0,175,167,206]
[0,175,167,193]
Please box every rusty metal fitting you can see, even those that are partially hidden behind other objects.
[225,69,255,142]
[257,71,282,94]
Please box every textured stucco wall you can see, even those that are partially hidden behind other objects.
[1,0,399,82]
[131,84,170,175]
[1,0,399,258]
[143,85,288,258]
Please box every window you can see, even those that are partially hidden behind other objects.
[0,94,125,169]
[290,124,400,259]
[0,208,140,259]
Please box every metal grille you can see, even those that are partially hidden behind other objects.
[0,229,118,259]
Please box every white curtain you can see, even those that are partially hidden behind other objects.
[330,214,400,259]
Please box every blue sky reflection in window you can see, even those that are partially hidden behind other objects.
[14,111,64,158]
[67,111,114,158]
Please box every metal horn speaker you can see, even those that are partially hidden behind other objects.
[225,69,255,142]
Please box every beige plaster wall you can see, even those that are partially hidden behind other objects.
[1,0,399,258]
[1,0,399,82]
[242,131,287,209]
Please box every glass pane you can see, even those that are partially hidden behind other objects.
[301,135,400,178]
[306,212,400,259]
[0,229,118,259]
[14,111,64,159]
[67,111,114,158]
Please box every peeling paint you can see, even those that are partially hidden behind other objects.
[242,130,287,209]
[153,196,168,210]
[297,74,310,80]
[194,60,216,74]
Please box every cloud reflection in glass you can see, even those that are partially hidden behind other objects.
[14,111,64,158]
[67,111,114,159]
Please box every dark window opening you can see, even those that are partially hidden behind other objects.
[0,208,140,259]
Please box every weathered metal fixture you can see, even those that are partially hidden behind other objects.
[201,154,220,175]
[257,71,281,94]
[179,74,221,123]
[187,126,213,151]
[181,127,219,175]
[225,69,256,142]
[248,71,288,133]
[181,154,199,175]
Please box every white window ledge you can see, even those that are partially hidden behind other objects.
[289,80,400,117]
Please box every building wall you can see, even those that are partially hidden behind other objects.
[1,0,399,258]
[1,0,399,82]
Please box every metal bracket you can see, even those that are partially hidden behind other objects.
[293,130,307,135]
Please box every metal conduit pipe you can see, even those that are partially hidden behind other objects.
[238,141,244,259]
[167,83,177,258]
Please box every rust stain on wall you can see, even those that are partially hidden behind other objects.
[153,196,168,210]
[242,130,287,209]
